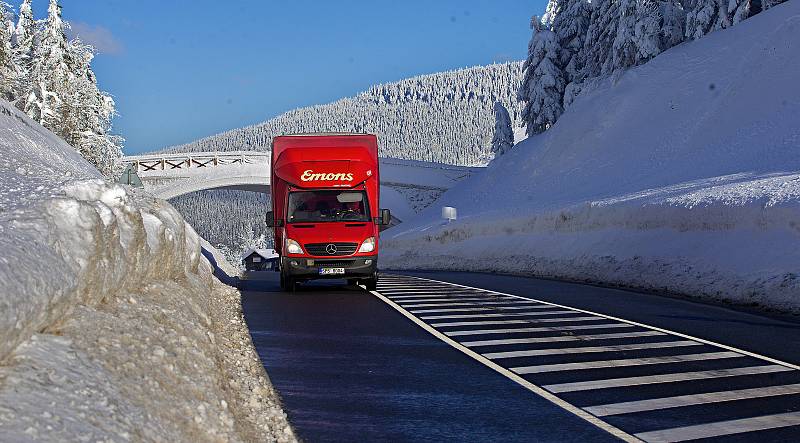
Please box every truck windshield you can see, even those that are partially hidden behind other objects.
[287,190,371,223]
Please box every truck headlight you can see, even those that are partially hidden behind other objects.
[358,237,376,253]
[286,238,303,254]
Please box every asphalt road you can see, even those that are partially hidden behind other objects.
[241,271,800,442]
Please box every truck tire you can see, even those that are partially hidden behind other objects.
[287,277,299,293]
[364,274,378,291]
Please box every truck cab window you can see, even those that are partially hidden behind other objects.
[288,191,370,223]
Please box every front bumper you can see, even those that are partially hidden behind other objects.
[282,256,377,280]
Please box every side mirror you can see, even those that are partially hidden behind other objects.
[380,208,391,226]
[266,212,284,227]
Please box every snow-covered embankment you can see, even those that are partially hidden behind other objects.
[0,101,294,441]
[382,3,800,313]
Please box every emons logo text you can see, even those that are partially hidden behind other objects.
[301,170,354,182]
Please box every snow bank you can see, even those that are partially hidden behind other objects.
[0,100,294,441]
[382,3,800,313]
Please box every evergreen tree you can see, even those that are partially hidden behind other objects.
[542,0,561,28]
[491,101,514,156]
[12,0,35,107]
[0,2,16,101]
[582,0,621,78]
[685,0,749,40]
[63,38,123,178]
[23,0,72,128]
[518,16,566,136]
[762,0,786,9]
[552,0,592,82]
[613,0,685,69]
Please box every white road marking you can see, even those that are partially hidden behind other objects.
[402,300,539,309]
[381,290,484,295]
[432,316,604,328]
[634,411,800,442]
[410,305,555,314]
[545,364,795,393]
[398,275,800,371]
[420,310,574,320]
[373,275,800,442]
[446,323,635,337]
[463,331,665,347]
[512,352,743,374]
[389,293,489,300]
[389,295,500,303]
[397,297,516,304]
[586,383,800,417]
[484,341,701,359]
[367,286,643,442]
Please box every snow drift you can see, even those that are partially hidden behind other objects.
[382,3,800,312]
[0,100,294,441]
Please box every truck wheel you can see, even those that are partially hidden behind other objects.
[287,277,299,293]
[364,275,378,291]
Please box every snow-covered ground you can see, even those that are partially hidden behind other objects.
[0,100,294,441]
[382,2,800,313]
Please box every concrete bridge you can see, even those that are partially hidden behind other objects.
[121,151,482,220]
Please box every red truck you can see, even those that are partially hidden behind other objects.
[266,133,391,292]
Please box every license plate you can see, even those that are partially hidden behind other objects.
[319,268,345,275]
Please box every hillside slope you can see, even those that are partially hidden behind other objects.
[382,2,800,312]
[158,63,523,166]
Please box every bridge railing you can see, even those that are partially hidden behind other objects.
[123,151,270,173]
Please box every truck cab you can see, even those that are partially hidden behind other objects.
[266,133,390,291]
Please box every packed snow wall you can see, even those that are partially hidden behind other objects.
[382,2,800,313]
[0,100,294,441]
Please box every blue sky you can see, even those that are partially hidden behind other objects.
[35,0,546,154]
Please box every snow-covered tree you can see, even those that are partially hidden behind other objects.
[0,2,17,101]
[12,0,35,106]
[518,16,566,136]
[23,0,72,128]
[685,0,749,40]
[542,0,561,28]
[15,0,123,177]
[157,62,525,167]
[762,0,787,10]
[62,38,123,178]
[581,0,621,78]
[613,0,685,69]
[491,101,514,156]
[552,0,592,82]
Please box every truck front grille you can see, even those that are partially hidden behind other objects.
[305,242,359,256]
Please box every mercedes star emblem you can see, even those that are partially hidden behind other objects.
[325,244,337,255]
